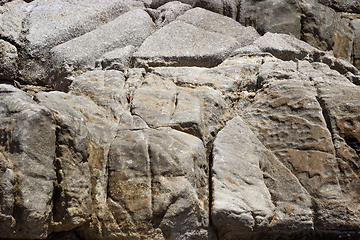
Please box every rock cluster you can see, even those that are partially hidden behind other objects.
[1,0,360,240]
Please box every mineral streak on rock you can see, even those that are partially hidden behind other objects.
[1,0,360,240]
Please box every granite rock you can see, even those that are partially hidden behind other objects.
[1,1,360,240]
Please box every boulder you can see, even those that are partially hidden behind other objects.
[133,20,240,67]
[50,9,155,88]
[0,85,56,239]
[150,0,197,8]
[131,72,226,143]
[299,0,354,61]
[319,0,360,13]
[106,127,211,239]
[148,1,192,29]
[238,0,302,38]
[0,40,18,80]
[69,70,129,116]
[2,1,360,240]
[212,116,275,239]
[35,92,93,232]
[350,19,360,69]
[0,0,28,45]
[95,45,136,72]
[238,58,360,235]
[24,0,132,54]
[176,7,259,47]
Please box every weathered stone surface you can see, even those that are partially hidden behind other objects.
[131,69,229,144]
[0,85,56,239]
[299,0,354,62]
[250,32,321,62]
[236,0,355,64]
[314,69,360,231]
[35,92,93,232]
[50,9,155,88]
[24,0,132,53]
[0,0,28,45]
[148,1,192,29]
[104,127,211,239]
[238,59,360,234]
[150,0,197,9]
[212,116,275,239]
[133,20,240,67]
[0,40,18,80]
[177,7,259,47]
[239,0,302,38]
[234,32,359,79]
[319,0,360,13]
[2,1,360,240]
[95,45,136,72]
[69,70,128,116]
[17,0,137,85]
[350,19,360,69]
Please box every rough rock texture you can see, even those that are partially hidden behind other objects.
[351,19,360,69]
[176,7,259,47]
[319,0,360,13]
[133,20,240,67]
[0,39,18,80]
[2,1,360,240]
[50,9,155,84]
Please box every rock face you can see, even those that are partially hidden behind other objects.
[1,1,360,240]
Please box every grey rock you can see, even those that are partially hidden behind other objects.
[24,0,132,54]
[177,7,259,47]
[106,127,210,239]
[212,116,275,239]
[69,70,128,116]
[34,89,125,236]
[0,85,56,239]
[319,53,359,75]
[237,0,354,64]
[3,2,360,239]
[251,32,321,62]
[133,20,240,67]
[131,70,227,143]
[319,0,360,13]
[35,91,92,232]
[18,0,137,85]
[147,66,228,142]
[308,63,360,231]
[131,74,177,126]
[95,45,136,72]
[124,67,146,99]
[150,0,197,8]
[259,146,314,236]
[299,0,354,62]
[244,32,359,78]
[152,1,192,29]
[0,0,28,45]
[50,9,155,88]
[350,19,360,69]
[0,40,18,80]
[193,0,224,15]
[239,0,302,39]
[239,66,360,232]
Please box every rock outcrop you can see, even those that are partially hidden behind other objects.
[1,1,360,240]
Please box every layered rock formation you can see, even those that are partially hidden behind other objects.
[1,0,360,240]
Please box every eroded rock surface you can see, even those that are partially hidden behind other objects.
[1,1,360,240]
